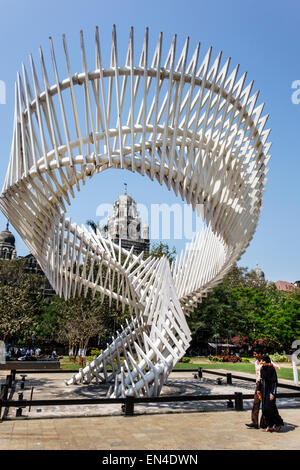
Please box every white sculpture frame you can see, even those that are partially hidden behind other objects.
[0,26,271,397]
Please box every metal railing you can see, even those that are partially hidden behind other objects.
[0,368,299,420]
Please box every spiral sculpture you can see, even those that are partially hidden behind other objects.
[0,26,271,397]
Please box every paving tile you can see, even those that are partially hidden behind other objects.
[1,370,300,450]
[0,439,12,449]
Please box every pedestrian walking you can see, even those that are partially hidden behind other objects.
[245,347,280,429]
[259,355,284,432]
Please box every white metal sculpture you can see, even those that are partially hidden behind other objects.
[0,26,271,397]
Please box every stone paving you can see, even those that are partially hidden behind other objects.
[0,408,300,450]
[0,369,300,450]
[1,369,299,418]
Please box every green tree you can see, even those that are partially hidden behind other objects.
[150,242,177,264]
[34,296,61,345]
[0,281,37,344]
[187,266,300,352]
[187,282,244,351]
[50,292,131,354]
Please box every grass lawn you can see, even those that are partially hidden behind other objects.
[174,359,300,382]
[59,355,300,382]
[60,356,82,370]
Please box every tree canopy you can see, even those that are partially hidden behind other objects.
[0,255,299,354]
[187,266,300,352]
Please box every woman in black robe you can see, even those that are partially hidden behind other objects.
[259,355,284,432]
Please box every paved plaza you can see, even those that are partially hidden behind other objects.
[0,408,300,450]
[1,369,299,418]
[0,369,300,450]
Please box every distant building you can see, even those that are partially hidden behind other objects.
[22,253,44,274]
[254,263,265,281]
[0,221,54,295]
[252,263,299,292]
[0,223,16,260]
[275,280,300,292]
[106,185,150,254]
[252,264,300,292]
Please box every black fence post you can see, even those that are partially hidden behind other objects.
[124,396,135,416]
[6,374,12,389]
[227,373,232,385]
[0,384,8,421]
[198,368,203,379]
[28,387,34,412]
[11,370,16,382]
[1,384,8,401]
[16,393,24,417]
[234,392,243,411]
[20,375,27,390]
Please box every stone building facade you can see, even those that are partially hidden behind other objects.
[106,186,150,254]
[0,223,16,260]
[0,221,54,295]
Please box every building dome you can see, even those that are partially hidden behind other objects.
[255,263,265,281]
[117,185,135,205]
[0,222,16,260]
[0,223,15,245]
[118,193,134,204]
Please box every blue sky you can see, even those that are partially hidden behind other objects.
[0,0,299,283]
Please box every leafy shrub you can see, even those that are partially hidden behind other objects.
[209,356,224,362]
[209,356,217,362]
[209,355,241,363]
[231,336,248,347]
[181,356,191,363]
[86,348,101,363]
[241,357,250,363]
[222,355,241,363]
[270,353,288,363]
[90,348,101,356]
